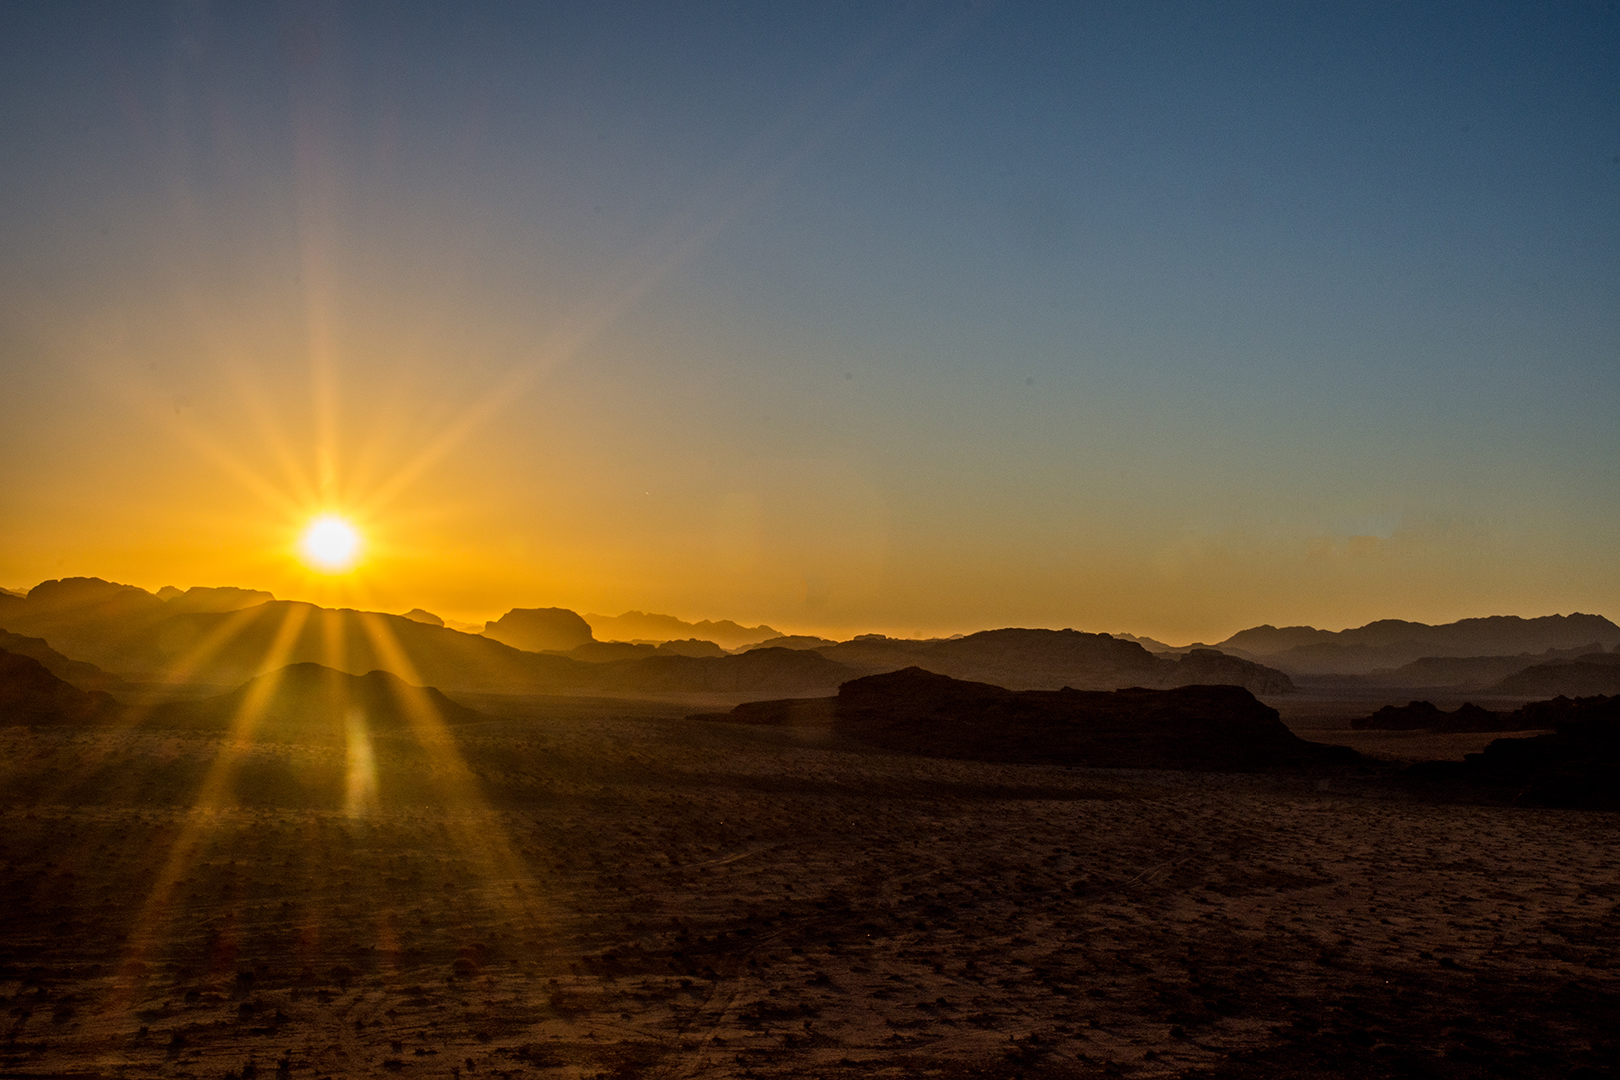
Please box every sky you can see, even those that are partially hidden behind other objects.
[1,1,1618,643]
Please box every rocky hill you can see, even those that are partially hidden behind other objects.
[696,667,1350,771]
[0,649,121,725]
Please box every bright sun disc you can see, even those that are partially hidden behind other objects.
[299,516,362,571]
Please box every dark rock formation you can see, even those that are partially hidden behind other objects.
[1351,701,1518,733]
[483,607,595,652]
[695,667,1352,771]
[401,608,445,626]
[0,649,121,725]
[1414,695,1620,809]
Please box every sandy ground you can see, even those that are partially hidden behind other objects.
[1,704,1616,1079]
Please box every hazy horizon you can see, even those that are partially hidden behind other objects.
[4,3,1618,643]
[7,570,1618,651]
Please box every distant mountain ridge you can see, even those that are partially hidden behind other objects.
[12,576,1614,701]
[584,610,781,650]
[1214,614,1620,675]
[806,630,1296,696]
[0,579,847,698]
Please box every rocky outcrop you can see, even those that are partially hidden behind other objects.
[1351,700,1519,733]
[1413,695,1620,809]
[483,607,595,652]
[696,667,1351,770]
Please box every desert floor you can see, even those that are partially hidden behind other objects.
[2,700,1616,1079]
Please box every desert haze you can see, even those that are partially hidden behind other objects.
[2,577,1618,1079]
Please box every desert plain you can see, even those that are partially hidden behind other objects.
[3,685,1617,1080]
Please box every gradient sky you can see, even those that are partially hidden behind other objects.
[2,1,1618,642]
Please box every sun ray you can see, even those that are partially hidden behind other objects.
[353,612,546,920]
[100,601,314,1016]
[118,376,310,521]
[226,358,322,509]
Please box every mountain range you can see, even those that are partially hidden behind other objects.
[1207,614,1620,675]
[0,578,1297,699]
[5,576,1617,701]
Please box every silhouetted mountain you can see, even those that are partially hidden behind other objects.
[149,662,490,739]
[569,641,658,662]
[0,630,125,691]
[1351,701,1522,733]
[1111,632,1181,653]
[157,585,276,613]
[695,667,1351,771]
[483,607,595,652]
[0,593,853,698]
[813,629,1295,695]
[0,577,169,664]
[747,635,839,651]
[1218,614,1620,675]
[1486,653,1620,698]
[0,649,121,725]
[567,637,729,662]
[585,610,781,650]
[401,608,444,626]
[1171,648,1296,695]
[1414,695,1620,809]
[1366,645,1608,689]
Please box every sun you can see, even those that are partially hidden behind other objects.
[298,515,363,572]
